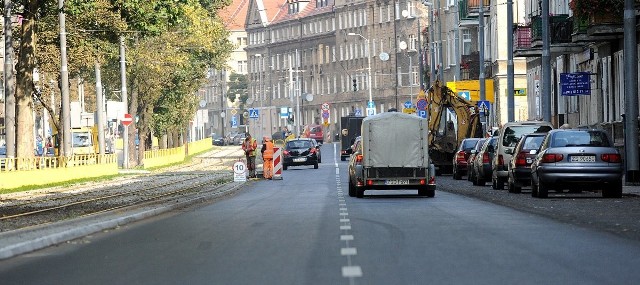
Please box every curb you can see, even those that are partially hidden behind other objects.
[0,181,245,260]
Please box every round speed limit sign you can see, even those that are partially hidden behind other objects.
[233,161,247,182]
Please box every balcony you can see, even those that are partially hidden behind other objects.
[513,15,584,58]
[459,0,490,27]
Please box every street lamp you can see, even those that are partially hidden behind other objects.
[254,54,263,139]
[347,32,374,116]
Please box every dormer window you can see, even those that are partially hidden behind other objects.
[288,1,299,14]
[316,0,329,8]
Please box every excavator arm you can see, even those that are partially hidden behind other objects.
[426,80,484,172]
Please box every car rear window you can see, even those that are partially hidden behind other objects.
[462,139,479,150]
[551,131,611,147]
[311,127,322,133]
[521,136,545,151]
[502,125,551,147]
[287,141,312,149]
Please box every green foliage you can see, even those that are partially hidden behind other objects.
[227,72,249,105]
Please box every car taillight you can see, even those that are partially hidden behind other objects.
[428,176,436,185]
[515,152,527,167]
[367,180,374,186]
[309,148,316,154]
[542,153,564,163]
[482,152,490,163]
[497,154,504,166]
[419,179,426,185]
[602,153,621,163]
[283,150,290,156]
[356,154,363,163]
[456,151,466,162]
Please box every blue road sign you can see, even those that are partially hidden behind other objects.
[280,107,289,118]
[560,72,591,96]
[367,101,375,108]
[478,101,490,114]
[404,100,412,109]
[354,109,363,116]
[231,115,238,128]
[459,91,471,100]
[249,108,259,119]
[418,110,427,118]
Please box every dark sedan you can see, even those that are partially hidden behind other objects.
[452,138,483,180]
[506,133,546,193]
[283,138,319,170]
[530,129,623,198]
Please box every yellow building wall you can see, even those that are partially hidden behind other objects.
[446,80,495,103]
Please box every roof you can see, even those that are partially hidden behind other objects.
[270,0,335,25]
[220,0,250,30]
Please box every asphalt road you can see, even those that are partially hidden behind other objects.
[1,143,640,284]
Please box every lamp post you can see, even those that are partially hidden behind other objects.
[254,54,263,140]
[347,32,374,116]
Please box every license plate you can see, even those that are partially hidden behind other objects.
[385,179,410,185]
[293,158,306,162]
[570,155,595,162]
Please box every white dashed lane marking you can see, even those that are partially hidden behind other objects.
[334,143,361,282]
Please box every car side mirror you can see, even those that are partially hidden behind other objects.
[505,148,513,155]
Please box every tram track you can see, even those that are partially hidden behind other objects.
[0,146,246,232]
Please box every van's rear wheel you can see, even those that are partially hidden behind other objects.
[356,187,364,198]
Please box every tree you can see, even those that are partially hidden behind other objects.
[227,72,249,107]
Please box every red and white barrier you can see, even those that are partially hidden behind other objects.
[273,147,283,180]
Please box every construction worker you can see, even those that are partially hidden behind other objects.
[261,136,275,179]
[242,133,258,178]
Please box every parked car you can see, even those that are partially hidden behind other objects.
[530,129,623,198]
[492,121,553,189]
[311,138,322,163]
[282,138,319,170]
[452,138,483,180]
[211,133,228,146]
[506,132,546,193]
[347,135,364,196]
[467,138,488,182]
[471,136,498,186]
[232,133,246,145]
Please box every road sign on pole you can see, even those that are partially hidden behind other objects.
[122,113,133,126]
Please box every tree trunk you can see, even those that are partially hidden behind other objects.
[127,82,138,167]
[14,0,38,158]
[160,134,167,149]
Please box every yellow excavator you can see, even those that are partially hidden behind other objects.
[426,80,484,174]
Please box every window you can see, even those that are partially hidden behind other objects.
[407,1,415,17]
[462,29,471,55]
[237,60,247,73]
[379,6,384,23]
[409,34,416,51]
[387,4,392,22]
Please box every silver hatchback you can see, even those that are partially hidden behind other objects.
[530,129,623,198]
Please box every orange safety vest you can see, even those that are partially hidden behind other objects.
[263,141,274,159]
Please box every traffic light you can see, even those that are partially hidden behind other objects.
[352,79,357,91]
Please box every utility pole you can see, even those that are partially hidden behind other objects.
[479,0,486,134]
[4,0,15,159]
[507,0,515,122]
[95,61,105,155]
[59,0,72,157]
[120,35,129,169]
[623,0,639,183]
[541,0,551,122]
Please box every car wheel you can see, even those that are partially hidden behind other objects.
[537,180,549,198]
[492,177,498,190]
[452,167,461,180]
[314,162,319,169]
[476,175,485,186]
[356,187,364,198]
[472,174,478,185]
[341,156,346,161]
[496,178,505,190]
[348,180,356,197]
[603,181,623,198]
[531,181,538,197]
[319,156,322,163]
[283,165,288,171]
[508,180,515,193]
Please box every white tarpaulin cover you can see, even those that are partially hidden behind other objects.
[362,112,429,168]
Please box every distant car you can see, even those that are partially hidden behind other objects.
[530,129,623,198]
[467,138,488,183]
[302,124,324,144]
[506,133,546,193]
[452,138,483,180]
[282,138,319,170]
[471,136,498,186]
[233,133,246,145]
[211,134,227,146]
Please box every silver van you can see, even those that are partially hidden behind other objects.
[491,121,553,189]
